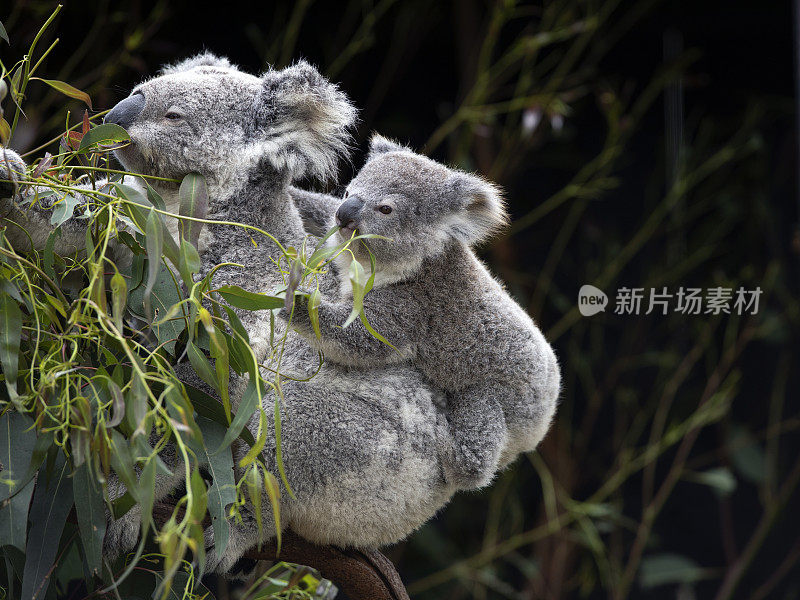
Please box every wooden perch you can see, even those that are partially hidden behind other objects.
[152,500,410,600]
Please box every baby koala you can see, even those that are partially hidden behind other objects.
[284,135,558,488]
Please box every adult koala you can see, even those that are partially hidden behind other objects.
[0,53,561,574]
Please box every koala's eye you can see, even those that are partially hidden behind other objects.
[378,205,393,215]
[343,190,350,199]
[164,111,183,121]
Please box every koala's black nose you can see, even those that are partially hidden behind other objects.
[336,196,363,229]
[104,92,144,130]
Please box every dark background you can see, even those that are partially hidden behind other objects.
[2,1,798,598]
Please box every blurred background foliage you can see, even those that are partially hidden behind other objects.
[1,0,798,598]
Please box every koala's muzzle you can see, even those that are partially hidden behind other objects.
[104,92,145,130]
[336,196,363,230]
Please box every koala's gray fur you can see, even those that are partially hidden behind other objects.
[0,55,560,575]
[288,185,341,236]
[283,136,561,487]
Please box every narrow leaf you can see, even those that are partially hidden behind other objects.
[0,292,22,400]
[110,272,127,333]
[344,258,366,328]
[21,455,73,600]
[217,285,284,311]
[77,123,129,151]
[190,417,236,559]
[308,289,321,339]
[144,209,164,320]
[105,379,125,428]
[216,377,260,453]
[0,412,37,503]
[178,173,208,249]
[73,464,105,575]
[33,78,92,109]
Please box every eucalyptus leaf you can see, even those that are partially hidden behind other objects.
[49,194,82,227]
[0,292,22,401]
[216,376,261,453]
[178,172,208,249]
[217,285,284,311]
[73,464,105,575]
[34,78,93,109]
[77,123,130,151]
[144,209,164,320]
[191,417,237,559]
[0,479,34,552]
[21,455,73,600]
[0,412,37,503]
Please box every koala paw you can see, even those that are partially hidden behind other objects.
[279,295,312,328]
[440,436,503,490]
[203,510,265,577]
[103,505,143,561]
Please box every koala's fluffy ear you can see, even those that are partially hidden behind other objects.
[159,52,235,75]
[254,60,357,182]
[447,172,508,245]
[367,134,407,160]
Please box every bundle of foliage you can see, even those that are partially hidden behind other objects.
[0,8,376,599]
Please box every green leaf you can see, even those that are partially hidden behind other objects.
[216,376,261,453]
[78,124,131,152]
[21,454,73,600]
[343,257,366,328]
[33,78,92,109]
[0,118,10,146]
[0,412,37,503]
[116,183,180,267]
[0,414,37,551]
[187,342,218,392]
[127,264,183,354]
[0,479,34,552]
[308,289,321,339]
[183,382,256,448]
[306,226,341,269]
[43,229,60,281]
[0,292,22,401]
[105,379,125,428]
[190,417,237,559]
[639,553,706,589]
[178,238,201,288]
[49,194,82,227]
[138,459,156,533]
[73,464,106,575]
[109,272,127,333]
[263,471,282,553]
[125,372,148,436]
[217,285,284,311]
[144,209,164,320]
[0,20,9,44]
[178,173,208,249]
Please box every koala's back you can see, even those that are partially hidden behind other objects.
[413,243,542,393]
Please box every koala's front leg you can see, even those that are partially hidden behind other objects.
[279,293,404,367]
[441,383,509,490]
